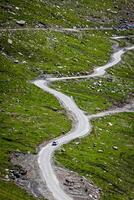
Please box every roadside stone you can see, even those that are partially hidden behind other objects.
[75,141,80,145]
[96,107,101,111]
[60,148,65,152]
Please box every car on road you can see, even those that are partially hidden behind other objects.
[52,141,57,146]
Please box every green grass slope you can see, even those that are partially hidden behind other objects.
[0,180,41,200]
[0,29,114,199]
[0,30,112,76]
[56,112,134,200]
[0,52,71,198]
[0,0,134,28]
[55,49,134,199]
[0,0,134,198]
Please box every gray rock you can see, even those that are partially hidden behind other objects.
[16,20,26,26]
[5,175,9,179]
[36,22,48,28]
[113,146,118,150]
[15,7,20,10]
[14,60,19,63]
[8,39,13,44]
[75,142,80,145]
[98,149,104,153]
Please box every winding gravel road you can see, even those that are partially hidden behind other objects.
[33,36,134,200]
[0,27,113,32]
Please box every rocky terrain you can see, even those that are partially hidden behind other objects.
[9,151,100,200]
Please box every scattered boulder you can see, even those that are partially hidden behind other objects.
[22,61,27,64]
[64,177,74,186]
[1,4,13,11]
[5,175,9,180]
[108,122,113,126]
[8,39,13,44]
[14,60,19,63]
[36,22,49,28]
[9,165,27,180]
[75,141,80,145]
[107,77,113,82]
[60,148,65,152]
[12,170,21,178]
[18,52,23,55]
[112,146,118,150]
[15,7,20,10]
[0,109,5,112]
[98,149,104,153]
[56,166,100,200]
[93,143,97,147]
[16,20,26,26]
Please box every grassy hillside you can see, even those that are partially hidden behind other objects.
[0,30,112,76]
[55,49,134,199]
[0,180,41,200]
[0,50,71,199]
[0,0,134,199]
[0,29,115,199]
[56,112,134,200]
[0,0,134,28]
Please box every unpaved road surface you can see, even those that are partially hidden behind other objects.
[0,27,113,32]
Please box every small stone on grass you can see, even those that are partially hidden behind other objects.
[113,146,118,150]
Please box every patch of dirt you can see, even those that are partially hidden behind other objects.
[10,152,51,199]
[109,98,134,110]
[9,152,100,200]
[55,166,100,200]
